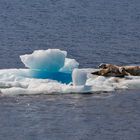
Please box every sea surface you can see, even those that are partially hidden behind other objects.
[0,0,140,140]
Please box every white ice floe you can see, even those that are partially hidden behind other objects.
[0,68,140,95]
[0,49,140,95]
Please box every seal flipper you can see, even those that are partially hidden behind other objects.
[91,71,100,75]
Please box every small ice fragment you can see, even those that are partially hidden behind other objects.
[72,69,87,86]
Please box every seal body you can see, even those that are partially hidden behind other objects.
[92,64,140,77]
[123,66,140,76]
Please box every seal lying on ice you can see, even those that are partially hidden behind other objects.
[92,63,140,77]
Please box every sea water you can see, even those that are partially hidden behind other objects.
[0,0,140,140]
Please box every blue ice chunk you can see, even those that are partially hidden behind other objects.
[30,70,72,84]
[20,49,79,83]
[20,49,66,72]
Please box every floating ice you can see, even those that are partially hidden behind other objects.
[0,69,140,95]
[20,49,67,72]
[30,70,72,84]
[0,49,140,95]
[20,49,79,83]
[60,58,79,73]
[72,69,87,86]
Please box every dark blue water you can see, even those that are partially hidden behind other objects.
[0,0,140,139]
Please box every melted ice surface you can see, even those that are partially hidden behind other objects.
[0,49,140,95]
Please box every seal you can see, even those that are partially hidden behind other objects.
[92,63,140,77]
[123,66,140,76]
